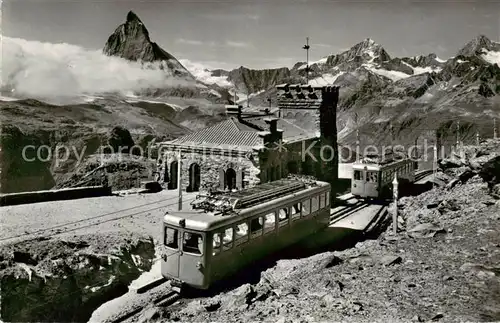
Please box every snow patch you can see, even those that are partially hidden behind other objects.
[481,49,500,65]
[17,263,33,281]
[298,57,328,70]
[413,66,442,75]
[179,59,233,87]
[0,95,20,101]
[435,56,446,63]
[362,64,409,81]
[208,89,222,98]
[309,73,344,86]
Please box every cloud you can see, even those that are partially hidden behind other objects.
[175,38,206,46]
[313,43,333,48]
[202,13,260,21]
[179,59,234,87]
[0,36,195,100]
[225,41,252,48]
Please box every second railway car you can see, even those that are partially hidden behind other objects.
[351,157,415,199]
[161,179,331,289]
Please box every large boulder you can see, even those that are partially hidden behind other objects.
[479,156,500,189]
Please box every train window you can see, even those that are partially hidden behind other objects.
[319,193,325,209]
[183,232,203,255]
[302,199,311,216]
[222,228,233,251]
[250,217,263,238]
[278,208,289,226]
[164,227,178,249]
[354,170,362,180]
[311,196,319,213]
[367,172,378,183]
[291,203,301,221]
[212,233,221,255]
[234,222,249,246]
[263,212,276,234]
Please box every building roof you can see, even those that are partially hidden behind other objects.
[167,117,262,151]
[163,115,317,151]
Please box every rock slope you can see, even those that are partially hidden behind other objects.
[141,140,500,322]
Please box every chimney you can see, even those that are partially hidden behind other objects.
[225,105,243,119]
[265,117,278,134]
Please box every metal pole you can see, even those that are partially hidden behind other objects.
[456,120,460,150]
[303,37,310,85]
[494,118,497,139]
[177,149,182,211]
[476,131,480,146]
[433,144,437,188]
[392,174,398,234]
[356,128,360,162]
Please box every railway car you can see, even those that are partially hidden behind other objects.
[161,179,331,290]
[351,157,415,200]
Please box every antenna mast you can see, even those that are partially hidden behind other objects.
[303,37,310,85]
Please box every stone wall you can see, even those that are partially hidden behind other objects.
[0,185,112,207]
[159,148,260,192]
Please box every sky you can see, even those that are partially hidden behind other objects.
[2,0,500,70]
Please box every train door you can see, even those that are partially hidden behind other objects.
[364,167,379,197]
[164,226,181,278]
[179,230,206,288]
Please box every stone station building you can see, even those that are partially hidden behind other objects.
[157,85,341,195]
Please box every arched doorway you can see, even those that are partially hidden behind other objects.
[225,168,236,191]
[188,163,201,192]
[169,161,178,189]
[163,163,169,183]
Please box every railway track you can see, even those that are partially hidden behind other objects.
[107,279,181,323]
[414,169,434,182]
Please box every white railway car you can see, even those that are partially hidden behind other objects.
[351,157,415,199]
[161,179,331,290]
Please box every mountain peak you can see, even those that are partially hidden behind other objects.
[103,11,193,78]
[457,34,500,57]
[126,11,142,23]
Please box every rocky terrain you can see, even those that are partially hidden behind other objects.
[0,233,155,322]
[125,139,499,323]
